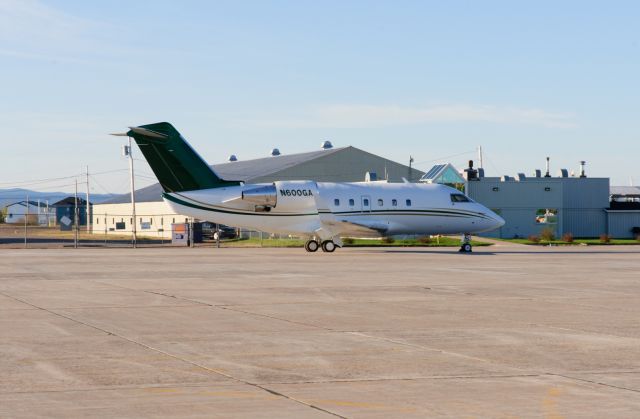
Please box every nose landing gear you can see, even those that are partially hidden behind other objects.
[459,233,473,253]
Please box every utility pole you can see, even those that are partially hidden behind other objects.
[24,194,28,248]
[127,137,137,248]
[74,179,79,248]
[86,165,91,233]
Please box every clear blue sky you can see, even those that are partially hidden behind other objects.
[1,0,638,194]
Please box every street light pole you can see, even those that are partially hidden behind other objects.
[128,137,137,248]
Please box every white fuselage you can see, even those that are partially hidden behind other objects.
[162,180,504,240]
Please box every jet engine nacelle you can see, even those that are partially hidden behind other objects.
[274,181,318,212]
[241,181,318,212]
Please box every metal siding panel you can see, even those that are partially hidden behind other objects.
[607,212,640,238]
[562,209,607,237]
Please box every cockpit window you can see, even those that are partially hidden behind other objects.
[450,193,470,203]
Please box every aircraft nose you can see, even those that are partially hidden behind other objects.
[492,213,505,228]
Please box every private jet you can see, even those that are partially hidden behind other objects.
[116,122,504,253]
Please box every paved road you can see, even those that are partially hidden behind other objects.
[1,245,640,418]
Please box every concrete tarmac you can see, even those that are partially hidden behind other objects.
[1,243,640,418]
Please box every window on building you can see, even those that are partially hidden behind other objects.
[450,193,470,203]
[377,199,383,206]
[150,218,153,225]
[112,218,115,224]
[96,218,99,225]
[349,199,355,206]
[334,198,340,206]
[406,199,412,207]
[392,199,397,207]
[161,217,164,225]
[140,217,143,224]
[535,208,558,224]
[172,218,175,224]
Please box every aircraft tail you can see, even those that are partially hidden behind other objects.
[125,122,239,193]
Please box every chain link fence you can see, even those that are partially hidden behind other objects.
[0,210,301,249]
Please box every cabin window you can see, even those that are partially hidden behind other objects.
[363,198,369,206]
[377,199,383,206]
[406,199,412,207]
[334,198,340,206]
[450,193,470,203]
[349,199,355,206]
[392,199,397,207]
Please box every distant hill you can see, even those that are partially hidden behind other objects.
[0,188,114,208]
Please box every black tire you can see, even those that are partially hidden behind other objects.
[321,240,336,253]
[213,231,220,241]
[305,240,319,252]
[462,243,472,253]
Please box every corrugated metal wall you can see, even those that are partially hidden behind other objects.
[607,211,640,238]
[467,177,610,238]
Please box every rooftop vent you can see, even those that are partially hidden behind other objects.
[545,157,551,178]
[535,169,542,178]
[516,173,526,181]
[321,140,333,150]
[558,168,569,178]
[270,148,281,157]
[365,172,377,182]
[228,154,238,162]
[501,175,511,182]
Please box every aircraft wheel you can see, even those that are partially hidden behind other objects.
[305,240,319,252]
[321,240,336,253]
[460,243,472,253]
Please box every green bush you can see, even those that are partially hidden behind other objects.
[382,236,395,244]
[528,235,540,243]
[540,227,556,242]
[342,237,355,245]
[417,236,432,244]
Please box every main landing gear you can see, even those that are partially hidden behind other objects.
[459,233,473,253]
[304,239,338,253]
[304,239,319,252]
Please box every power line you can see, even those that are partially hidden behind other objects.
[413,149,477,167]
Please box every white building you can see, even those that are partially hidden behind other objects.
[4,201,51,225]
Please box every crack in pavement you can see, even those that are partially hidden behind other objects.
[0,291,346,419]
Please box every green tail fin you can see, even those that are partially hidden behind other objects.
[126,122,239,192]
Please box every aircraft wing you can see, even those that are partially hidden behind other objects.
[319,215,388,236]
[313,190,387,239]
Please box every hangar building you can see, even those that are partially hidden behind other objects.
[92,145,424,238]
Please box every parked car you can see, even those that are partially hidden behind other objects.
[201,222,237,240]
